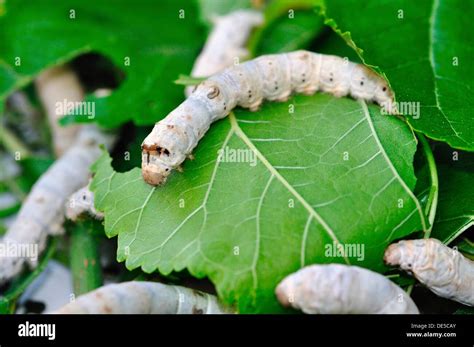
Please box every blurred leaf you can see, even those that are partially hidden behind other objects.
[255,10,324,54]
[456,237,474,257]
[249,0,324,55]
[0,192,20,217]
[0,0,205,128]
[197,0,253,25]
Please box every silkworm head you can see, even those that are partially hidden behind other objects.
[374,82,394,109]
[384,241,418,272]
[141,144,172,186]
[275,276,294,308]
[384,243,403,266]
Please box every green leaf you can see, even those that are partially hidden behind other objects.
[430,150,473,244]
[91,93,426,313]
[454,306,474,315]
[0,0,204,127]
[248,0,325,56]
[255,10,325,55]
[456,238,474,258]
[319,0,474,151]
[174,74,207,87]
[197,0,253,26]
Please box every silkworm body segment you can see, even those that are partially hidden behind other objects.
[385,238,474,306]
[142,51,394,185]
[53,281,230,314]
[185,9,264,96]
[276,264,419,314]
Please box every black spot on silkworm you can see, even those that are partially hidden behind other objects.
[192,307,204,314]
[146,152,150,164]
[275,86,278,90]
[82,195,87,200]
[329,78,333,82]
[156,147,170,157]
[382,87,387,91]
[360,81,364,86]
[302,79,306,83]
[207,86,220,99]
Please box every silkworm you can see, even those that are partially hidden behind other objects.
[6,91,43,146]
[184,9,264,96]
[276,264,419,314]
[142,50,395,185]
[52,281,231,314]
[384,238,474,306]
[0,64,116,285]
[65,184,104,222]
[0,125,114,284]
[35,65,84,157]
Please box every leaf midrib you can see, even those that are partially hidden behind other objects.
[229,112,351,264]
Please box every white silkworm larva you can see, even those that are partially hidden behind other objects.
[384,238,474,306]
[7,91,43,146]
[52,281,231,314]
[184,9,264,96]
[0,125,114,284]
[65,183,104,222]
[35,65,84,157]
[275,264,419,314]
[142,50,395,185]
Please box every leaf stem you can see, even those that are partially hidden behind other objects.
[417,132,439,239]
[69,220,103,295]
[0,125,32,159]
[405,133,438,297]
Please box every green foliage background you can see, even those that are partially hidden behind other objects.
[0,0,472,313]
